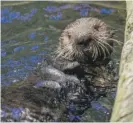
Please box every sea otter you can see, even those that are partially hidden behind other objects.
[52,17,120,74]
[1,17,119,122]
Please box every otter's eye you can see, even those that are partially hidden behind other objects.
[94,25,100,31]
[68,34,71,39]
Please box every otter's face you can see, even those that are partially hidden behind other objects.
[57,17,116,62]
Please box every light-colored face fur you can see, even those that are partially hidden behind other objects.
[56,17,119,62]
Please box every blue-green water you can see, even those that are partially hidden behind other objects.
[1,1,126,121]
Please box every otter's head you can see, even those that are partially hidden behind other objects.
[56,17,117,62]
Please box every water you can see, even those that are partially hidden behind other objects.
[1,1,126,87]
[1,1,126,121]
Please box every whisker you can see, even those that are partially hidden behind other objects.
[99,37,119,53]
[99,41,110,57]
[98,42,106,59]
[98,38,113,49]
[55,42,75,60]
[95,42,101,56]
[93,37,102,57]
[92,43,96,59]
[93,43,98,60]
[108,38,123,45]
[102,41,113,50]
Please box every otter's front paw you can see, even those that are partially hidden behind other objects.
[63,61,80,71]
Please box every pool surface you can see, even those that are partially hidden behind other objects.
[1,1,126,121]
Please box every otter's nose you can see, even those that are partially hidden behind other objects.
[77,38,91,46]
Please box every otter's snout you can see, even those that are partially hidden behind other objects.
[77,37,92,47]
